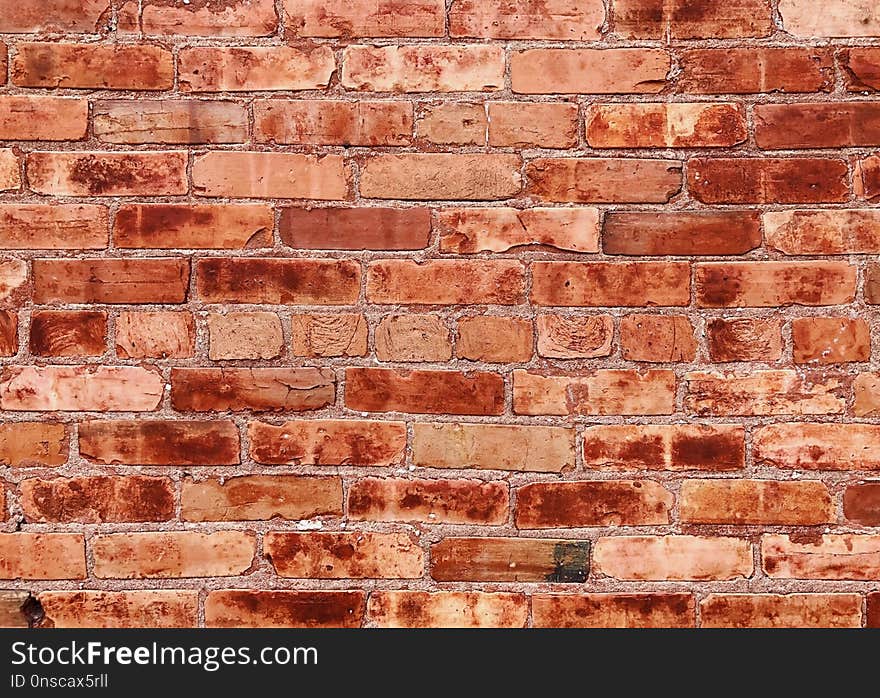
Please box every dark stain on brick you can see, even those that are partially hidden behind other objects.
[547,541,590,583]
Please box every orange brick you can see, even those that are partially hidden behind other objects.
[0,533,85,580]
[456,316,533,363]
[511,49,669,94]
[115,312,195,359]
[680,480,833,525]
[707,317,784,362]
[94,100,247,144]
[762,534,880,580]
[844,483,880,526]
[431,538,590,582]
[417,103,486,145]
[367,260,524,305]
[281,207,430,251]
[619,315,697,362]
[843,48,880,91]
[33,259,189,304]
[450,0,603,39]
[0,423,68,468]
[792,317,871,364]
[700,594,861,628]
[533,594,695,628]
[29,310,105,358]
[290,314,368,357]
[678,48,833,94]
[283,0,445,38]
[0,0,110,33]
[488,102,578,148]
[765,209,880,255]
[0,96,87,141]
[136,0,277,36]
[614,0,772,38]
[536,314,613,359]
[753,423,880,471]
[604,211,761,256]
[38,591,198,629]
[779,0,880,37]
[0,150,18,191]
[375,314,451,362]
[0,311,15,356]
[206,591,364,628]
[0,204,107,249]
[854,373,880,417]
[208,312,283,360]
[369,591,528,628]
[526,158,682,203]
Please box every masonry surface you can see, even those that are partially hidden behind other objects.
[1,0,880,629]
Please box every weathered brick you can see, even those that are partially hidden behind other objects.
[0,150,18,192]
[29,310,106,357]
[0,204,107,249]
[449,0,603,39]
[792,317,870,364]
[700,594,861,628]
[0,591,28,628]
[369,591,528,628]
[375,314,451,362]
[283,0,445,38]
[614,0,773,38]
[526,158,682,203]
[533,594,695,628]
[707,318,784,362]
[603,211,761,255]
[38,591,198,629]
[0,96,87,141]
[680,480,833,525]
[0,258,27,307]
[367,260,524,305]
[0,533,85,580]
[867,265,880,302]
[431,538,590,582]
[281,207,430,251]
[536,314,613,359]
[0,0,110,33]
[843,48,880,91]
[756,103,880,148]
[136,0,277,36]
[290,314,368,357]
[619,315,697,363]
[763,534,880,580]
[844,483,880,525]
[511,49,669,94]
[115,312,194,359]
[753,423,880,470]
[416,103,487,145]
[94,100,247,144]
[488,102,579,149]
[0,423,67,468]
[765,209,880,255]
[0,311,15,356]
[456,316,533,363]
[857,155,880,202]
[208,312,283,360]
[206,591,364,628]
[854,373,880,416]
[779,0,880,37]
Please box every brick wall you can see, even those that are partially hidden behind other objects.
[0,0,879,629]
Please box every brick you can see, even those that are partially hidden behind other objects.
[29,310,106,357]
[0,96,87,141]
[0,204,107,249]
[249,419,405,466]
[367,260,524,305]
[375,314,452,362]
[707,318,784,362]
[792,317,870,364]
[0,150,17,191]
[94,100,246,144]
[488,102,578,149]
[680,480,833,525]
[531,262,690,307]
[360,154,521,200]
[192,152,347,200]
[533,594,695,629]
[291,314,368,357]
[756,103,880,149]
[348,477,508,524]
[765,209,880,255]
[689,158,849,204]
[20,475,174,523]
[582,425,745,471]
[526,158,682,203]
[0,311,15,356]
[342,45,504,92]
[619,315,697,363]
[516,480,673,529]
[255,100,412,146]
[431,538,590,582]
[439,207,599,254]
[695,262,856,307]
[38,591,198,629]
[843,48,880,91]
[281,207,429,251]
[27,151,187,197]
[762,534,880,580]
[0,423,67,467]
[265,532,423,579]
[536,314,613,359]
[412,422,574,473]
[700,594,862,629]
[594,536,753,581]
[182,476,342,522]
[417,103,486,145]
[511,49,669,94]
[179,46,335,92]
[0,259,27,307]
[867,265,880,302]
[854,373,880,416]
[513,369,676,416]
[0,0,110,32]
[93,531,255,579]
[171,368,334,413]
[0,366,162,412]
[33,258,189,304]
[197,258,360,305]
[345,368,504,415]
[0,533,84,580]
[79,420,239,466]
[844,483,880,525]
[12,43,173,90]
[208,312,283,360]
[753,423,880,470]
[587,103,746,148]
[283,0,445,38]
[678,48,834,94]
[780,0,880,37]
[0,591,27,628]
[369,591,528,628]
[685,371,846,416]
[456,316,533,363]
[116,312,194,359]
[871,593,880,628]
[614,0,772,38]
[205,591,364,628]
[604,211,761,256]
[857,155,880,201]
[137,0,277,36]
[450,0,603,39]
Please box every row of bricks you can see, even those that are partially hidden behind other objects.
[3,589,879,629]
[3,150,880,203]
[0,0,876,41]
[3,309,875,366]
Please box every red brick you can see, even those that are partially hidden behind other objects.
[536,314,613,359]
[0,96,87,141]
[206,591,364,628]
[0,423,67,468]
[867,265,880,301]
[348,477,508,524]
[765,209,880,255]
[582,425,745,471]
[20,476,174,523]
[255,100,412,146]
[844,483,880,525]
[29,310,106,357]
[707,318,784,362]
[456,316,533,363]
[488,102,578,149]
[283,0,445,38]
[842,48,880,91]
[695,262,856,307]
[265,532,423,579]
[688,158,849,204]
[526,158,682,203]
[38,591,198,629]
[179,46,335,92]
[762,534,880,580]
[196,258,360,305]
[516,481,673,529]
[431,538,590,582]
[756,103,880,148]
[614,0,772,38]
[0,258,27,307]
[345,368,504,415]
[416,103,487,145]
[171,368,335,413]
[290,314,368,357]
[369,591,528,628]
[533,594,695,628]
[12,43,173,89]
[115,311,194,359]
[619,315,697,363]
[779,0,880,37]
[94,100,247,144]
[0,150,17,191]
[680,480,833,525]
[513,369,676,416]
[367,260,524,305]
[0,311,16,356]
[342,45,504,92]
[0,0,110,33]
[375,314,452,361]
[871,593,880,628]
[603,211,761,255]
[678,48,834,94]
[753,423,880,471]
[0,204,107,249]
[33,258,189,304]
[511,49,669,94]
[531,262,690,307]
[280,207,430,251]
[136,0,277,36]
[0,533,85,580]
[700,594,861,629]
[792,317,870,364]
[79,420,239,466]
[854,373,880,416]
[449,0,603,39]
[208,312,282,360]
